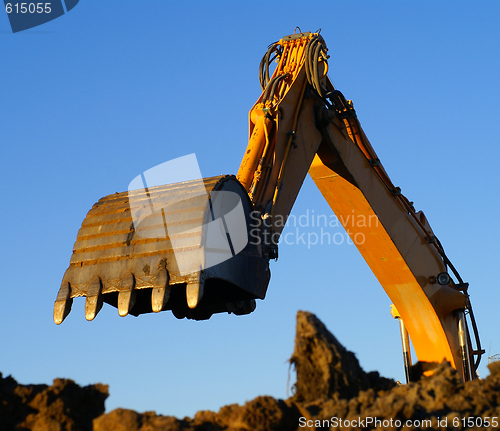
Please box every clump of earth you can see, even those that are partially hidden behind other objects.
[2,311,499,430]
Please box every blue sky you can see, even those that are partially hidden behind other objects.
[1,0,500,418]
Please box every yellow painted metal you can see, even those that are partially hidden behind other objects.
[237,109,272,191]
[237,32,322,214]
[238,31,473,375]
[308,114,468,371]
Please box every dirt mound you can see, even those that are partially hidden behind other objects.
[0,373,108,431]
[290,311,395,403]
[93,397,301,431]
[3,311,500,430]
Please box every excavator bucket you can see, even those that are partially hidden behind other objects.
[54,175,270,324]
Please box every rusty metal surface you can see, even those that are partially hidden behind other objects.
[55,175,270,323]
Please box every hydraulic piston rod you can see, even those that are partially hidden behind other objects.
[458,310,473,382]
[398,317,412,383]
[391,304,412,383]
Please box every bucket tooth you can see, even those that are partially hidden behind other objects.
[54,281,73,325]
[118,273,136,317]
[186,280,204,309]
[85,278,103,321]
[151,268,170,313]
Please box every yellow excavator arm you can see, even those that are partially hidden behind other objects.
[55,31,482,382]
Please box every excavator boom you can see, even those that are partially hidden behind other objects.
[55,31,482,381]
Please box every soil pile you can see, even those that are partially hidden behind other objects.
[2,310,500,430]
[0,374,107,431]
[290,311,395,403]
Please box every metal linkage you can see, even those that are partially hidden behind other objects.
[391,305,412,383]
[458,310,473,381]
